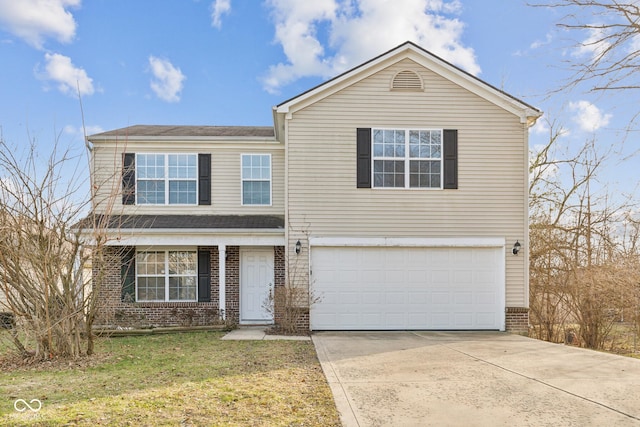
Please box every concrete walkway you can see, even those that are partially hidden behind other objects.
[312,331,640,427]
[221,326,310,341]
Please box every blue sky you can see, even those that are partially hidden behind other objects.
[0,0,637,200]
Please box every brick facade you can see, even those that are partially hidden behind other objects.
[224,246,240,323]
[505,307,529,334]
[94,245,286,330]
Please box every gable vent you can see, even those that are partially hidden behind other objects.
[391,70,423,91]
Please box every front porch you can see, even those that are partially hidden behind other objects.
[89,214,288,330]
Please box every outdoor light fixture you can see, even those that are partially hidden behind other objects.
[295,240,302,255]
[512,240,521,255]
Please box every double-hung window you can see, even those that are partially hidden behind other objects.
[372,129,442,189]
[241,154,271,205]
[137,154,197,204]
[136,250,197,302]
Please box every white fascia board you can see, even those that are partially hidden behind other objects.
[309,236,506,248]
[89,136,278,143]
[103,228,284,247]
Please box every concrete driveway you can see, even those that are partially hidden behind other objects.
[312,331,640,426]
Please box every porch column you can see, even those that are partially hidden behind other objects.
[218,245,226,320]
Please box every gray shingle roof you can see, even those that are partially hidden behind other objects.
[89,125,275,139]
[78,214,284,230]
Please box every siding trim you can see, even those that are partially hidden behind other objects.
[309,237,505,247]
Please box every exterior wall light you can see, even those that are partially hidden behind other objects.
[512,240,521,255]
[295,240,302,255]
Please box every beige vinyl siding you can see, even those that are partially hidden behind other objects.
[92,141,284,216]
[286,59,529,307]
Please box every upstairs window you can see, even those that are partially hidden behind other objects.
[136,154,197,205]
[372,129,442,189]
[241,154,271,205]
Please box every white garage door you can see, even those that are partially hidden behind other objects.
[310,246,504,330]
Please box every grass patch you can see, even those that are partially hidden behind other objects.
[0,331,340,426]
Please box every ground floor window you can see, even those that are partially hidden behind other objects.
[136,250,197,301]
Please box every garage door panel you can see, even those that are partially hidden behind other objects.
[455,292,473,304]
[310,246,504,330]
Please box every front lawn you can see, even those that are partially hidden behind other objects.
[0,331,340,426]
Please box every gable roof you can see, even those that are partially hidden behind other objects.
[273,41,541,141]
[88,125,275,141]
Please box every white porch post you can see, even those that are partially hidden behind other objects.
[219,245,226,320]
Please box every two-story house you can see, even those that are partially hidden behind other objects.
[87,42,541,333]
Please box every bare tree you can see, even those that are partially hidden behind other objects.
[534,1,640,93]
[0,136,120,361]
[529,119,640,349]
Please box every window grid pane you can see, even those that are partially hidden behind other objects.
[242,154,271,205]
[137,251,166,301]
[167,251,197,301]
[169,181,197,204]
[137,180,165,204]
[409,160,440,188]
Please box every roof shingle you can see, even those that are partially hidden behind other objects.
[89,125,275,139]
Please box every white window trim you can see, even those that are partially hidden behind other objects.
[135,153,199,205]
[135,248,198,302]
[240,153,272,206]
[371,128,443,190]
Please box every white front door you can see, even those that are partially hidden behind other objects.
[240,248,274,324]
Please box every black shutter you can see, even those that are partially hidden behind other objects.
[121,247,136,302]
[122,153,135,205]
[198,153,211,205]
[197,249,211,302]
[356,128,372,188]
[443,129,458,189]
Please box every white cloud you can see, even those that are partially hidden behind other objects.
[0,0,80,49]
[211,0,231,29]
[64,124,104,136]
[262,0,479,94]
[573,26,610,62]
[41,52,95,96]
[530,119,549,136]
[628,34,640,56]
[530,32,553,50]
[148,56,186,103]
[568,100,612,132]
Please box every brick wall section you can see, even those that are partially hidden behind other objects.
[505,307,529,334]
[94,246,221,329]
[273,246,309,332]
[224,246,240,323]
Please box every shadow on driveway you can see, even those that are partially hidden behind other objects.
[312,331,640,427]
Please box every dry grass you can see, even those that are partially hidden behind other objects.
[0,331,340,426]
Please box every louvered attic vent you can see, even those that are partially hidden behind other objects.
[391,70,423,91]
